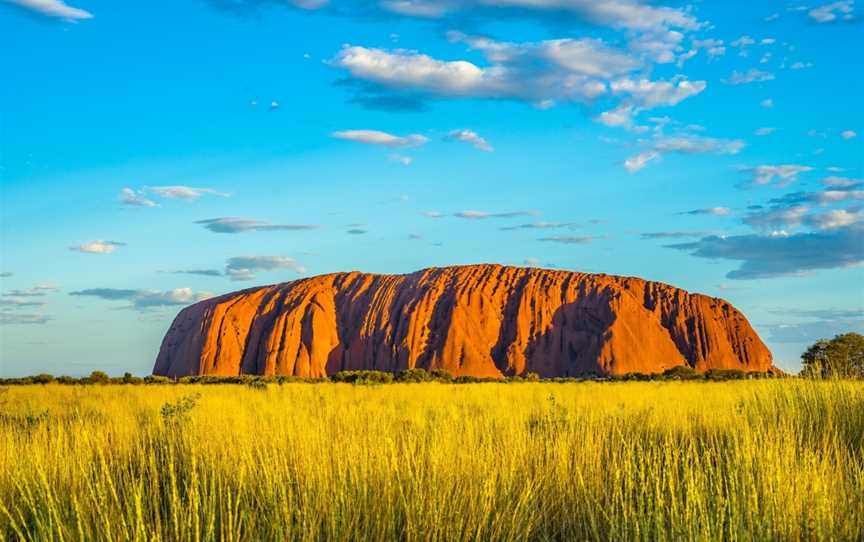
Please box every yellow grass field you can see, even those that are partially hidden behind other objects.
[1,381,862,541]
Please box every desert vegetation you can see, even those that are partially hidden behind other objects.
[1,379,862,541]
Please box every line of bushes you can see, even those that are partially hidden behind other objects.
[0,366,783,386]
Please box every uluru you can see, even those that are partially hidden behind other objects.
[153,265,774,378]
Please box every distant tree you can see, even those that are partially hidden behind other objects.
[31,373,55,384]
[87,371,111,384]
[800,333,864,379]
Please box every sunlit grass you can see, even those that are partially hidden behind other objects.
[1,381,862,541]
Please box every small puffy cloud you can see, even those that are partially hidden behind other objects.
[653,136,744,155]
[730,35,756,49]
[346,228,367,235]
[610,78,706,109]
[741,164,814,185]
[624,150,660,172]
[0,272,12,278]
[754,127,776,136]
[760,98,774,108]
[147,186,230,200]
[666,225,864,279]
[723,69,775,85]
[841,130,858,139]
[195,217,319,234]
[808,1,855,22]
[788,61,813,70]
[596,104,645,131]
[332,129,429,148]
[421,211,444,218]
[453,210,536,219]
[69,240,126,254]
[683,207,732,216]
[225,256,306,281]
[6,0,92,20]
[445,129,493,152]
[70,287,212,311]
[538,235,602,244]
[805,208,864,230]
[389,153,413,165]
[120,188,157,207]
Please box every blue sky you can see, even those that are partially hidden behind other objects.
[1,0,862,376]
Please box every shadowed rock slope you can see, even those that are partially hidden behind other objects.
[153,265,773,378]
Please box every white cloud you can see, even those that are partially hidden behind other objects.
[754,127,776,136]
[332,129,429,148]
[760,98,774,108]
[445,129,493,152]
[789,61,813,70]
[596,104,644,131]
[69,240,126,254]
[610,78,706,108]
[808,1,855,22]
[120,188,157,207]
[731,35,756,48]
[653,135,744,155]
[841,130,857,139]
[335,38,704,111]
[806,208,864,230]
[225,256,306,281]
[724,69,775,85]
[147,186,230,200]
[624,150,660,172]
[7,0,92,20]
[624,133,744,172]
[742,164,814,185]
[422,211,444,218]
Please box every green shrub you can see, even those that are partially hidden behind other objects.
[31,374,55,384]
[661,365,702,381]
[331,370,394,384]
[705,368,747,381]
[144,375,172,384]
[396,368,435,383]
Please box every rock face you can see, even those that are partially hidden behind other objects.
[153,265,774,378]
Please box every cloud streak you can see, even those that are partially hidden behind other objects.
[70,288,212,311]
[6,0,92,20]
[195,218,319,234]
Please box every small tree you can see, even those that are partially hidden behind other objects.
[800,333,864,379]
[87,371,111,384]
